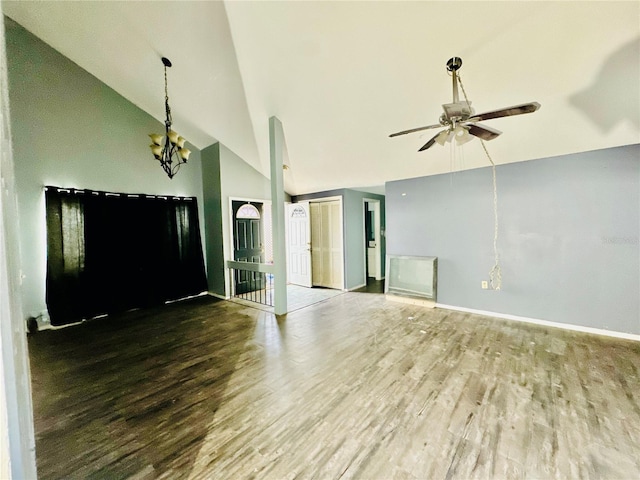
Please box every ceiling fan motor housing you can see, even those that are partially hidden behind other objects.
[443,102,474,121]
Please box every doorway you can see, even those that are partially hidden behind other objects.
[363,199,382,282]
[285,197,345,292]
[310,199,344,290]
[231,200,264,294]
[287,202,312,287]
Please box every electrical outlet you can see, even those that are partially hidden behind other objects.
[481,281,489,289]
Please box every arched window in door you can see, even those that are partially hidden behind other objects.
[236,203,261,219]
[290,205,307,218]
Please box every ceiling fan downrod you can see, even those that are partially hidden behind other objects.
[447,57,462,103]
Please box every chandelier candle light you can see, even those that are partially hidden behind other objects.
[149,57,191,179]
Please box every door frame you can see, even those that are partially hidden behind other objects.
[363,198,382,282]
[226,196,271,297]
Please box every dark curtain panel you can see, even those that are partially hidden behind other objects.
[46,187,207,326]
[45,189,89,323]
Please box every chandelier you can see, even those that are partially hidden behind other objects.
[149,57,191,179]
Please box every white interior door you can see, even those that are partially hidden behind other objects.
[287,202,312,287]
[311,200,343,289]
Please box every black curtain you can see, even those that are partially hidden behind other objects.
[45,187,207,326]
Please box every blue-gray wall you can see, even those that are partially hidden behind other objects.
[293,188,386,290]
[5,17,205,319]
[386,144,639,335]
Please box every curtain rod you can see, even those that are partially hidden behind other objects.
[43,185,195,201]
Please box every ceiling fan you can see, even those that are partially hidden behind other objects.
[389,57,540,151]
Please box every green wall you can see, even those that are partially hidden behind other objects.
[5,14,375,315]
[5,17,205,320]
[201,142,277,298]
[201,143,225,296]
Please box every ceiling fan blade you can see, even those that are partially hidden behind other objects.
[418,131,444,151]
[389,123,442,138]
[467,123,502,141]
[467,102,541,122]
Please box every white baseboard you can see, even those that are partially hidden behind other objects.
[207,292,229,300]
[348,283,366,291]
[435,303,640,342]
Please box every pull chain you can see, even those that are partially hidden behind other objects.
[458,73,502,290]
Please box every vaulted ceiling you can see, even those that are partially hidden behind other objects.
[3,1,639,195]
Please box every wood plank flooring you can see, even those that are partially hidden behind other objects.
[27,293,640,479]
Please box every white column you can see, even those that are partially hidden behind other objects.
[269,117,287,315]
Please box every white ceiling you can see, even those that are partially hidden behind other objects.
[3,1,639,195]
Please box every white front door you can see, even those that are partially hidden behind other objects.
[287,202,312,287]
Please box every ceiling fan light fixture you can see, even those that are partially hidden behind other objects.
[434,130,450,146]
[454,126,473,145]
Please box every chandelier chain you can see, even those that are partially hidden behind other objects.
[164,65,172,129]
[149,57,190,179]
[458,73,502,290]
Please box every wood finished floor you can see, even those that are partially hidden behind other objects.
[28,293,640,479]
